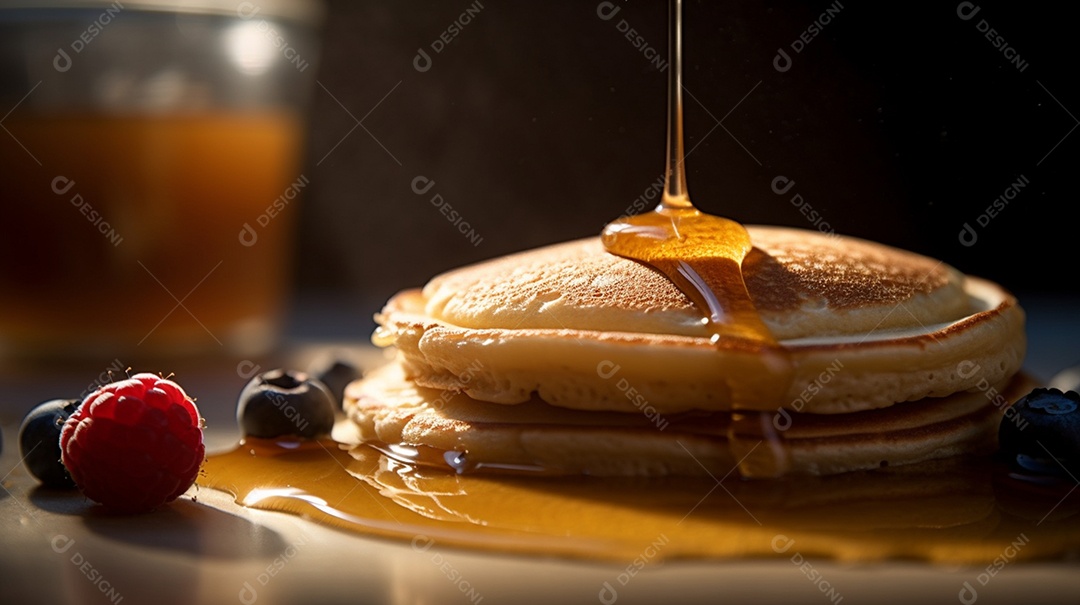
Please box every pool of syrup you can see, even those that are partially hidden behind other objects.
[200,438,1080,563]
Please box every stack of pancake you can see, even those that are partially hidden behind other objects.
[345,226,1027,477]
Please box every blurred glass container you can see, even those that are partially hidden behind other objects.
[0,0,323,361]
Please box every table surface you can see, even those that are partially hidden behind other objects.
[2,296,1079,605]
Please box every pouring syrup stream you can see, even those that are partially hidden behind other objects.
[600,0,793,475]
[601,1,771,349]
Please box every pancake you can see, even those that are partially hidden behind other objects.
[352,224,1028,477]
[419,227,968,340]
[345,363,1035,477]
[374,227,1026,414]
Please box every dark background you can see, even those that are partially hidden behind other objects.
[294,0,1077,338]
[0,1,1073,350]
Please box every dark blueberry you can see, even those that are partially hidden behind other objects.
[308,356,360,410]
[999,388,1080,477]
[19,398,81,488]
[237,369,335,439]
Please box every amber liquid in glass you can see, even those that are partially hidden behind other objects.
[0,111,302,359]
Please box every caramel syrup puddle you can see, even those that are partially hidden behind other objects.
[601,0,792,476]
[201,438,1080,563]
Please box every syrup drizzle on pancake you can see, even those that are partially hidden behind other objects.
[601,0,766,348]
[600,0,793,476]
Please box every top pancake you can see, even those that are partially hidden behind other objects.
[375,226,1026,414]
[421,226,970,341]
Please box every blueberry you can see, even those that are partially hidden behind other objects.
[19,398,80,488]
[308,356,360,410]
[237,369,335,439]
[999,388,1080,477]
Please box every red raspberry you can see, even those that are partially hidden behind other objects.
[60,373,205,513]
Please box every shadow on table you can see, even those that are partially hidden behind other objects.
[87,498,290,561]
[30,486,289,560]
